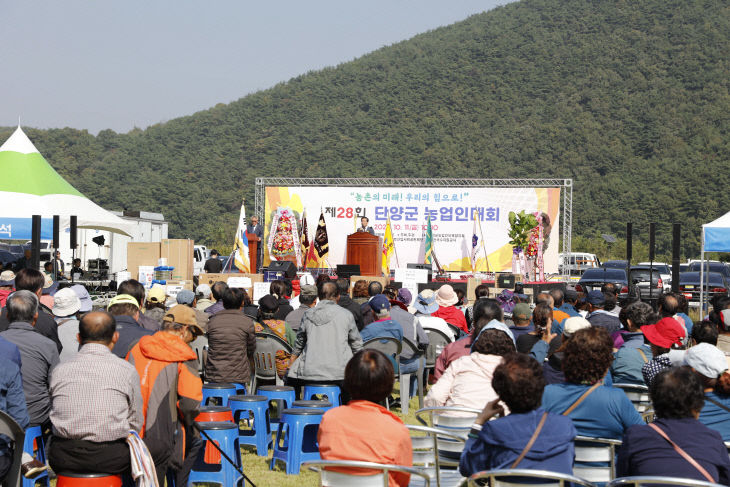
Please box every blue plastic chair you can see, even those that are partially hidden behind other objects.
[292,399,333,412]
[228,395,271,457]
[257,385,296,433]
[189,422,242,487]
[202,383,241,406]
[302,383,342,407]
[271,408,323,475]
[23,425,49,487]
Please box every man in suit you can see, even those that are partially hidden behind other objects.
[357,216,375,235]
[247,216,264,272]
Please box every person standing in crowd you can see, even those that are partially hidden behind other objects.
[205,287,256,386]
[287,282,363,399]
[335,278,363,330]
[195,284,214,311]
[52,251,65,280]
[0,291,59,432]
[70,258,84,279]
[285,284,317,331]
[127,305,204,486]
[459,353,576,477]
[611,301,655,384]
[118,279,160,332]
[107,294,154,359]
[0,268,62,352]
[176,289,209,333]
[318,349,411,487]
[246,217,264,272]
[52,287,82,362]
[356,216,375,235]
[203,249,223,274]
[431,284,468,335]
[48,311,143,480]
[360,295,403,343]
[585,290,622,334]
[617,367,730,484]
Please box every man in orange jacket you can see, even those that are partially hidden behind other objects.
[127,305,204,486]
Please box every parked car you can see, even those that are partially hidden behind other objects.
[629,266,664,302]
[602,260,629,269]
[576,268,636,302]
[678,271,729,306]
[219,254,243,273]
[688,261,730,280]
[0,250,18,269]
[638,262,672,292]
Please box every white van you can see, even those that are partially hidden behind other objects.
[193,245,209,276]
[559,252,601,275]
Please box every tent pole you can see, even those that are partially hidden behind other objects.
[700,228,705,316]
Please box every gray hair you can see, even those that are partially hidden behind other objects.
[374,308,390,320]
[7,290,39,323]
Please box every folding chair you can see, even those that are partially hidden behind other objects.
[252,332,292,390]
[468,468,597,487]
[302,459,430,486]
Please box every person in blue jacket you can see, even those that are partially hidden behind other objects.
[542,327,643,439]
[459,353,576,477]
[610,301,655,384]
[683,342,730,441]
[360,294,404,343]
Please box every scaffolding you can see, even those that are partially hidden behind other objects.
[255,177,573,277]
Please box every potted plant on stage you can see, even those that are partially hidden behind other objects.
[508,210,538,281]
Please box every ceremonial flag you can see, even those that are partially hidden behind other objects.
[233,202,250,273]
[470,212,478,272]
[382,217,394,276]
[300,210,310,270]
[308,211,329,267]
[424,216,433,265]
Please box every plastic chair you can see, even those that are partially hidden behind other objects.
[0,410,24,487]
[189,421,242,487]
[257,385,296,433]
[202,383,238,406]
[55,473,122,487]
[303,459,431,487]
[573,435,622,483]
[607,477,723,487]
[362,337,402,409]
[415,406,480,463]
[196,406,234,422]
[292,399,333,411]
[22,425,49,487]
[251,332,292,390]
[423,328,453,373]
[270,408,323,475]
[228,394,272,457]
[446,323,463,339]
[399,337,426,414]
[406,424,466,487]
[467,468,597,487]
[614,384,651,413]
[190,334,208,378]
[302,384,342,407]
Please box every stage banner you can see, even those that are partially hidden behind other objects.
[263,186,561,273]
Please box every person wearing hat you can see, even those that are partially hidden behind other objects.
[610,301,655,385]
[176,289,209,333]
[682,343,730,441]
[508,302,534,339]
[195,284,214,312]
[360,295,404,343]
[0,270,15,307]
[256,294,296,378]
[585,290,621,335]
[143,285,167,327]
[39,272,58,310]
[285,284,317,331]
[640,316,687,387]
[127,304,204,486]
[616,367,730,484]
[431,284,468,334]
[413,289,455,342]
[107,294,154,359]
[52,287,83,363]
[70,284,93,313]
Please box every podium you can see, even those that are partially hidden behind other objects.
[346,232,382,276]
[246,232,259,272]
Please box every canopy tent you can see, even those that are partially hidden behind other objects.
[0,126,134,240]
[699,211,730,310]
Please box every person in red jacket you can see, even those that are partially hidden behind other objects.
[431,284,468,334]
[0,271,14,308]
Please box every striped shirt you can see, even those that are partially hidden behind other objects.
[50,343,143,442]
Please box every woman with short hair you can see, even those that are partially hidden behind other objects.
[318,349,412,487]
[617,367,730,484]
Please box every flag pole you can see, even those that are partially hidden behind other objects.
[393,219,400,269]
[477,214,490,273]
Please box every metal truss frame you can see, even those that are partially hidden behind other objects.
[255,177,573,276]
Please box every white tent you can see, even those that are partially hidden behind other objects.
[0,126,134,239]
[699,211,730,309]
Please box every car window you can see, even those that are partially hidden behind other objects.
[581,269,626,280]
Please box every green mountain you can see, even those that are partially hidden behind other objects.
[3,0,729,259]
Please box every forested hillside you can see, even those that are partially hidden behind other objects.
[3,0,729,259]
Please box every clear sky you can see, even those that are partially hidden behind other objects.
[1,1,509,134]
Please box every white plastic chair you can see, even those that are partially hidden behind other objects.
[607,476,724,487]
[573,435,622,483]
[302,459,430,486]
[399,337,426,414]
[251,332,292,390]
[467,468,597,487]
[614,384,651,413]
[407,424,466,487]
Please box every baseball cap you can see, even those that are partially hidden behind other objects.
[71,284,93,312]
[52,287,81,317]
[108,294,139,309]
[258,295,279,313]
[163,304,205,336]
[562,316,592,337]
[684,343,728,379]
[512,303,531,322]
[586,290,605,306]
[147,286,166,304]
[369,294,391,312]
[300,284,317,298]
[176,289,196,306]
[641,317,685,349]
[196,284,212,299]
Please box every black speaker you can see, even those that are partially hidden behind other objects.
[672,223,681,293]
[626,223,633,265]
[497,273,517,288]
[268,260,297,278]
[53,215,60,249]
[336,265,360,279]
[649,222,656,262]
[31,215,41,269]
[70,215,77,249]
